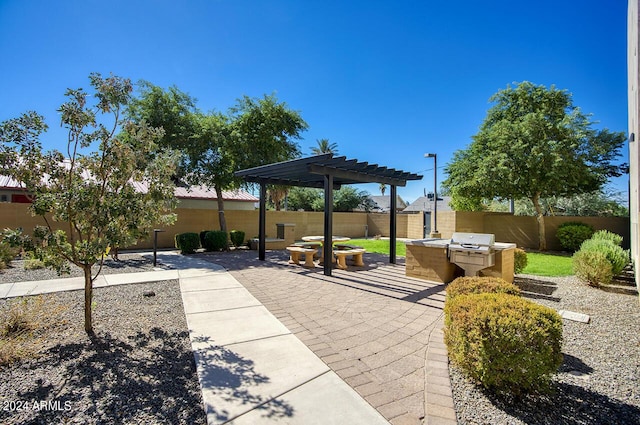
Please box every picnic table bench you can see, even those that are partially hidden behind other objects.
[286,246,318,268]
[333,247,366,270]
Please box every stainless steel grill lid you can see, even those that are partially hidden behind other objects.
[450,232,495,247]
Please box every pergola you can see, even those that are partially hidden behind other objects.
[235,154,423,276]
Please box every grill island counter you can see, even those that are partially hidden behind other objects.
[404,235,517,283]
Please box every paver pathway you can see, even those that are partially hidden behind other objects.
[196,250,457,425]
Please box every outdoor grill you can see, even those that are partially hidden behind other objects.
[447,232,496,277]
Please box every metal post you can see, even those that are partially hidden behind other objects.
[323,173,334,276]
[259,183,267,261]
[153,229,165,266]
[390,185,397,264]
[424,153,439,237]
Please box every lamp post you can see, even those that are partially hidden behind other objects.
[424,153,440,238]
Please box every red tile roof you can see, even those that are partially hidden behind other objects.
[0,175,258,202]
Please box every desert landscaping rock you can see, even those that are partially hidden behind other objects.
[0,263,205,424]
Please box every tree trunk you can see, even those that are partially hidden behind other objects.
[214,183,228,234]
[214,183,229,250]
[532,193,547,251]
[83,265,93,334]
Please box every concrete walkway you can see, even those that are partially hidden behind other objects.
[194,250,457,425]
[0,252,391,425]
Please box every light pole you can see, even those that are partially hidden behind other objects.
[424,153,440,238]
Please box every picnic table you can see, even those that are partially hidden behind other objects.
[301,236,350,264]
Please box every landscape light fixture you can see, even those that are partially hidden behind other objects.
[424,153,438,237]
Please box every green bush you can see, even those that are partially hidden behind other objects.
[556,222,594,252]
[229,230,246,248]
[199,230,215,247]
[0,241,18,270]
[444,292,563,396]
[446,276,521,300]
[514,248,528,274]
[591,230,624,247]
[203,231,227,251]
[573,248,613,287]
[175,232,201,254]
[579,238,629,276]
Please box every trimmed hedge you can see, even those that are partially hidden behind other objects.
[446,276,521,300]
[514,248,528,274]
[444,292,563,396]
[203,231,227,251]
[591,230,623,247]
[556,222,594,252]
[229,230,246,248]
[579,238,629,276]
[200,230,215,247]
[175,232,200,254]
[573,248,614,287]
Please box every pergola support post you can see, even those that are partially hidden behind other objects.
[390,185,397,264]
[259,182,267,261]
[323,174,334,276]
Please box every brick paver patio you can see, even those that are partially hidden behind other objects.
[196,250,456,425]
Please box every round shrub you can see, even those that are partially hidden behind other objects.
[444,292,563,396]
[514,248,528,274]
[174,232,200,254]
[199,230,215,247]
[229,230,246,248]
[203,231,227,251]
[573,247,614,286]
[591,230,623,247]
[579,238,629,276]
[556,222,595,252]
[446,276,521,300]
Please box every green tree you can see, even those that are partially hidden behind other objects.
[0,73,178,333]
[125,80,198,175]
[127,88,307,233]
[311,138,338,155]
[287,187,322,211]
[511,189,629,217]
[442,82,626,250]
[306,186,373,212]
[228,93,307,218]
[229,94,306,170]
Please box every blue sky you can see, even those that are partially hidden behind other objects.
[0,0,629,204]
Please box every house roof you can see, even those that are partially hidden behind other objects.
[0,175,258,202]
[403,195,453,212]
[368,195,407,212]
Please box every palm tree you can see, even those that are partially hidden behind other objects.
[380,184,386,196]
[311,138,338,155]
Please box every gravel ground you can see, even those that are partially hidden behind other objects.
[0,253,157,284]
[3,253,640,424]
[450,274,640,425]
[0,256,206,425]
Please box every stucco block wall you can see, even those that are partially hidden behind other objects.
[1,202,631,252]
[405,244,458,282]
[367,213,409,238]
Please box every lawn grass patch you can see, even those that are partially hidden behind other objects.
[348,238,406,257]
[521,252,574,277]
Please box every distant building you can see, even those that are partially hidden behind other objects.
[403,195,453,213]
[0,175,258,210]
[365,195,408,213]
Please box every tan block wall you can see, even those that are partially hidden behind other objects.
[366,213,409,238]
[406,213,424,239]
[1,202,630,252]
[481,248,515,283]
[405,244,458,283]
